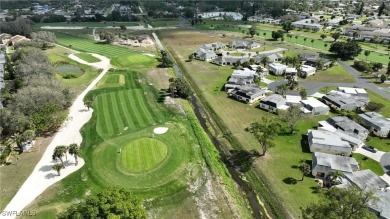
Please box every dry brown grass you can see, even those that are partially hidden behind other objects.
[145,68,173,90]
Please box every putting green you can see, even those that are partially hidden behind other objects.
[120,138,168,173]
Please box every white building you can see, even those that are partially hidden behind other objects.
[300,97,330,116]
[312,152,359,178]
[300,65,316,77]
[268,63,288,75]
[259,94,289,113]
[308,129,353,156]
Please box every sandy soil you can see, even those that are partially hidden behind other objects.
[154,127,169,134]
[1,53,111,219]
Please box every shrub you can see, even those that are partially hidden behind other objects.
[365,102,384,112]
[62,72,79,79]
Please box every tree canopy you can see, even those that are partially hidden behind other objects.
[301,186,378,219]
[329,41,362,59]
[58,187,146,219]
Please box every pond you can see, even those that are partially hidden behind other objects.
[55,64,84,76]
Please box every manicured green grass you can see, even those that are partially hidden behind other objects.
[367,90,390,117]
[148,18,181,27]
[52,31,157,68]
[366,136,390,152]
[36,22,140,27]
[317,86,337,94]
[119,138,168,173]
[97,74,125,88]
[75,53,100,63]
[303,65,356,83]
[352,154,385,175]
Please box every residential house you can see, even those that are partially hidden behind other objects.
[285,95,301,106]
[292,19,323,31]
[212,56,242,66]
[193,48,217,61]
[343,169,389,190]
[343,25,390,43]
[229,41,260,49]
[337,87,368,97]
[304,57,332,70]
[371,190,390,219]
[322,90,369,111]
[299,65,316,77]
[285,67,298,80]
[308,129,353,156]
[255,53,283,63]
[300,97,330,115]
[201,42,225,51]
[326,116,369,140]
[259,94,289,113]
[9,35,30,46]
[312,152,359,178]
[358,112,390,137]
[268,63,288,75]
[229,86,266,104]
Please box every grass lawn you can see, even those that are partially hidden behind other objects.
[160,29,324,218]
[366,90,390,117]
[352,154,385,175]
[21,65,250,218]
[119,138,168,173]
[148,18,181,27]
[302,65,356,83]
[75,53,100,63]
[51,30,157,69]
[317,86,337,94]
[366,136,390,152]
[96,74,125,88]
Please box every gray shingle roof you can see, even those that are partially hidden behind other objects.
[358,112,390,131]
[313,152,358,173]
[344,169,389,190]
[260,94,286,107]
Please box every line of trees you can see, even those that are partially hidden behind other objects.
[51,144,80,176]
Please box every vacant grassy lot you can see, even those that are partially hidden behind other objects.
[160,29,323,217]
[367,90,390,117]
[97,74,125,88]
[75,53,100,63]
[120,138,168,173]
[148,18,181,27]
[302,65,356,83]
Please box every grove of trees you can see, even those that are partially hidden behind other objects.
[329,41,362,59]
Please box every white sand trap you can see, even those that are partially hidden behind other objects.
[144,53,155,57]
[154,127,169,134]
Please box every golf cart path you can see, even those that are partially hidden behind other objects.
[1,53,111,219]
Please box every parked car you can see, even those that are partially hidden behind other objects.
[362,145,377,153]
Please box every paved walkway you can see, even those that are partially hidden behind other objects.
[354,147,385,162]
[1,53,111,219]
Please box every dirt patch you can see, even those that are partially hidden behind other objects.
[146,68,172,90]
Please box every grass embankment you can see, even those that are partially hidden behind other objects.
[160,29,315,218]
[75,53,100,63]
[302,65,356,83]
[352,154,385,175]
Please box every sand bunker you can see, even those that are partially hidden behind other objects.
[154,127,168,134]
[144,53,156,57]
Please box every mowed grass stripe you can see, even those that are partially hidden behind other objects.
[109,92,125,133]
[133,90,155,125]
[117,91,134,128]
[126,73,138,89]
[124,90,142,127]
[127,90,151,127]
[112,92,128,129]
[97,94,113,135]
[96,95,107,134]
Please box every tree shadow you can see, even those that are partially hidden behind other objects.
[227,149,261,173]
[291,165,299,169]
[300,134,311,153]
[310,186,322,194]
[283,177,297,185]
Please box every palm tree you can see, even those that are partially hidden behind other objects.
[263,32,266,38]
[68,143,80,166]
[298,160,311,181]
[52,145,67,166]
[303,38,307,47]
[310,39,315,48]
[10,151,19,165]
[260,56,270,67]
[52,163,65,176]
[295,36,298,44]
[326,171,344,187]
[316,59,324,70]
[290,56,300,67]
[364,50,370,61]
[84,100,92,111]
[276,84,288,97]
[324,43,328,50]
[13,133,23,153]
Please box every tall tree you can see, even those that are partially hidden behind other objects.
[301,186,378,219]
[310,39,315,48]
[282,22,294,33]
[247,117,280,156]
[84,100,92,111]
[280,105,306,134]
[320,34,327,40]
[52,145,67,166]
[357,2,364,15]
[378,1,386,17]
[22,129,35,142]
[261,56,270,67]
[326,170,344,187]
[298,160,311,181]
[58,187,146,219]
[329,41,362,59]
[331,32,341,42]
[249,26,256,38]
[13,133,23,153]
[299,88,308,100]
[52,163,65,176]
[68,143,80,166]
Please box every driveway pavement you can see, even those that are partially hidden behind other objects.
[354,147,385,162]
[380,152,390,176]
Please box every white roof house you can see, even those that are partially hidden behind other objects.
[259,94,289,113]
[308,129,353,156]
[285,95,301,106]
[337,87,368,96]
[300,97,330,115]
[292,19,323,31]
[312,152,359,178]
[300,65,316,77]
[268,63,288,75]
[358,112,390,137]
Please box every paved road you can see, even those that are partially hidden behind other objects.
[268,61,390,101]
